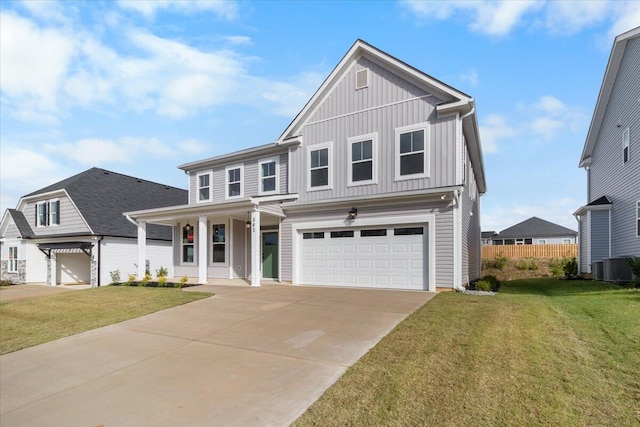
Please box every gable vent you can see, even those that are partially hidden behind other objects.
[355,69,368,90]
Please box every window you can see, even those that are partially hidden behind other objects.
[361,229,387,237]
[515,239,525,245]
[504,239,515,245]
[396,123,428,180]
[524,238,533,245]
[197,172,212,202]
[538,239,547,244]
[562,239,572,244]
[636,201,640,237]
[8,247,18,273]
[182,224,195,263]
[308,142,332,190]
[212,224,226,263]
[623,128,630,163]
[259,158,278,195]
[303,232,324,239]
[225,165,243,199]
[35,200,60,227]
[394,227,423,236]
[330,230,354,238]
[348,133,377,186]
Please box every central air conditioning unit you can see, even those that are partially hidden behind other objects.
[603,257,633,282]
[592,261,603,281]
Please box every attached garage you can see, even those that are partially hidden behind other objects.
[298,223,430,290]
[57,253,91,284]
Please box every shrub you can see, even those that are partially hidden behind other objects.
[480,274,501,292]
[156,266,168,278]
[0,279,16,287]
[626,256,640,277]
[548,258,564,277]
[562,257,578,278]
[516,258,537,271]
[109,270,121,285]
[140,273,152,287]
[125,274,136,286]
[177,275,189,289]
[483,253,508,270]
[157,276,167,287]
[475,280,492,291]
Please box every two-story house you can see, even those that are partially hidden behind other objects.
[125,40,487,291]
[574,26,640,281]
[0,168,187,286]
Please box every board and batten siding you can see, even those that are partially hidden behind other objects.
[25,242,48,283]
[281,201,454,288]
[231,219,246,279]
[290,98,457,203]
[589,36,640,258]
[100,237,172,285]
[24,195,90,236]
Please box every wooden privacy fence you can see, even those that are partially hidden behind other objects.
[482,244,578,259]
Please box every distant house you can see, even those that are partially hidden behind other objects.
[0,168,187,286]
[574,26,640,279]
[481,231,496,245]
[124,39,487,291]
[492,217,577,245]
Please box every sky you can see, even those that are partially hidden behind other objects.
[1,0,639,233]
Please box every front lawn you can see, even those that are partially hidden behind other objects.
[0,287,211,355]
[294,279,640,426]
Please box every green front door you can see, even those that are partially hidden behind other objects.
[262,232,278,279]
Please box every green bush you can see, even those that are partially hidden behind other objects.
[562,257,578,277]
[157,276,167,287]
[140,273,152,287]
[516,258,538,271]
[125,273,136,286]
[481,274,501,292]
[626,256,640,277]
[475,280,492,291]
[156,266,168,278]
[109,270,121,285]
[0,279,16,287]
[176,275,188,289]
[483,253,508,270]
[548,258,564,277]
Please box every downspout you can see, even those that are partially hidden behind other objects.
[97,236,104,287]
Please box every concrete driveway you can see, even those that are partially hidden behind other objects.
[0,284,435,426]
[0,284,79,302]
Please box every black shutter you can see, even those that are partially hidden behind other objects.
[54,200,60,224]
[45,202,49,226]
[35,204,38,226]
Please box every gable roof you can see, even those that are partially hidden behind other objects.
[579,26,640,167]
[495,217,577,239]
[1,209,35,239]
[276,39,486,194]
[22,168,187,240]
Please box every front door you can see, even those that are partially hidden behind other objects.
[262,232,278,279]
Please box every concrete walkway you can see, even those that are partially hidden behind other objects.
[0,284,435,426]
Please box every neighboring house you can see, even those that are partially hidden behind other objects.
[125,39,487,291]
[574,26,640,280]
[491,217,577,245]
[481,231,496,245]
[0,168,187,286]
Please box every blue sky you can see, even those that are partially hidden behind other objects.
[1,0,639,232]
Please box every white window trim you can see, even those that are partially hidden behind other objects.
[537,239,547,244]
[225,164,244,200]
[347,132,378,187]
[181,223,196,265]
[36,202,47,227]
[307,141,333,192]
[623,127,630,163]
[258,157,280,196]
[196,171,213,203]
[210,220,228,265]
[562,238,572,244]
[8,246,18,273]
[636,200,640,238]
[395,122,430,181]
[49,198,59,227]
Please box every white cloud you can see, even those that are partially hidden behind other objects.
[225,35,251,45]
[44,137,176,165]
[117,0,238,20]
[607,1,640,41]
[459,68,479,87]
[482,197,580,232]
[527,95,588,139]
[479,114,518,154]
[543,1,609,34]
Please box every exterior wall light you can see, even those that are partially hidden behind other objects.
[348,207,358,220]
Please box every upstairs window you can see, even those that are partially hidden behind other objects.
[197,172,211,202]
[212,224,226,263]
[396,123,428,180]
[348,133,377,186]
[259,157,278,195]
[623,128,630,163]
[308,142,332,190]
[36,200,60,227]
[8,246,18,272]
[226,165,243,199]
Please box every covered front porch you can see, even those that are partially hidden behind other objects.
[124,196,293,286]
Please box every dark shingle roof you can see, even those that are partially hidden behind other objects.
[25,168,187,240]
[495,217,577,239]
[481,231,496,239]
[587,196,612,206]
[7,209,34,238]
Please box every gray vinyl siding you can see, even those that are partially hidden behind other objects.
[25,195,90,236]
[591,210,611,262]
[231,219,246,278]
[282,201,454,288]
[280,222,293,281]
[4,220,21,239]
[461,151,481,283]
[589,36,640,257]
[188,152,291,205]
[290,99,457,203]
[579,216,590,273]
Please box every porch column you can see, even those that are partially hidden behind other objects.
[198,216,207,284]
[137,221,146,279]
[251,209,261,286]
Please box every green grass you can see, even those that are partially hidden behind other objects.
[0,287,211,355]
[294,279,640,426]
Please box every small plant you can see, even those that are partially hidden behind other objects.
[109,270,121,285]
[480,274,501,292]
[516,258,537,271]
[140,273,152,287]
[626,256,640,277]
[0,279,16,287]
[156,266,168,278]
[562,257,578,278]
[157,276,167,287]
[475,280,492,291]
[177,275,189,289]
[125,273,136,286]
[484,253,508,270]
[548,258,564,277]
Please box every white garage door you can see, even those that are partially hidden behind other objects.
[299,225,427,290]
